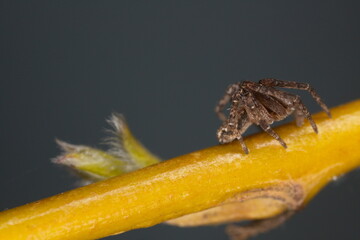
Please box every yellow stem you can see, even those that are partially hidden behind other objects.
[0,100,360,240]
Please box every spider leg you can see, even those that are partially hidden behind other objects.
[237,135,249,154]
[252,92,289,121]
[243,82,295,107]
[240,91,287,148]
[215,84,239,121]
[240,91,274,124]
[259,78,331,117]
[236,111,252,154]
[259,120,287,148]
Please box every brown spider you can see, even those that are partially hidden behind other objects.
[215,78,331,154]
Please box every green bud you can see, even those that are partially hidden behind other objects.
[53,114,161,184]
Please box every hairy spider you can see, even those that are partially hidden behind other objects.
[215,78,331,154]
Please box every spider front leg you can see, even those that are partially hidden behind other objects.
[259,78,331,117]
[237,135,249,154]
[259,120,287,148]
[215,84,239,122]
[235,110,252,154]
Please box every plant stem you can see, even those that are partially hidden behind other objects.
[0,100,360,240]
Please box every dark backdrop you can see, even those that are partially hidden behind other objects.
[1,1,360,240]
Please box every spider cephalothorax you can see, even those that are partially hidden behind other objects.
[215,78,331,154]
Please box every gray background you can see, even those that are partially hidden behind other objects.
[1,1,360,239]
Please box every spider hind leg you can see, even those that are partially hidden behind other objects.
[259,78,331,118]
[259,120,287,149]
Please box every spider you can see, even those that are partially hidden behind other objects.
[215,78,331,154]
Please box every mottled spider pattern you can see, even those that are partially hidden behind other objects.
[215,78,331,154]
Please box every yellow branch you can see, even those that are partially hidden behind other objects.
[0,100,360,240]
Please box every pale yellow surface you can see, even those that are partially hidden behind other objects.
[0,100,360,240]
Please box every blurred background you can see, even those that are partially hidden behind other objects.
[1,1,359,239]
